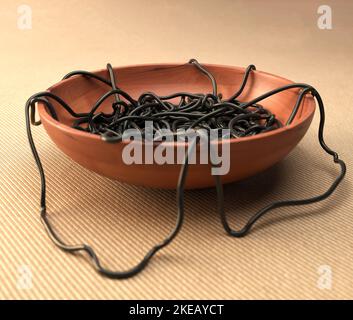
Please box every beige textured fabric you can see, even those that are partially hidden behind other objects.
[0,0,352,300]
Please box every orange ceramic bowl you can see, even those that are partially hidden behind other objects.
[38,63,315,189]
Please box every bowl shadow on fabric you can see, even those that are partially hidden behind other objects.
[216,149,349,235]
[249,164,349,233]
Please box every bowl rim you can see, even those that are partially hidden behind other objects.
[38,62,316,147]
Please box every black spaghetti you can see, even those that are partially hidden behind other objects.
[25,59,346,279]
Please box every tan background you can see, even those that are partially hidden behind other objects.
[0,0,352,299]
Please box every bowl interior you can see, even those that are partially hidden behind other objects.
[46,63,314,130]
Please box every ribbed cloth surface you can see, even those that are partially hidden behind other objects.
[0,0,352,299]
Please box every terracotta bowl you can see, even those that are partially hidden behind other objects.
[38,63,315,189]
